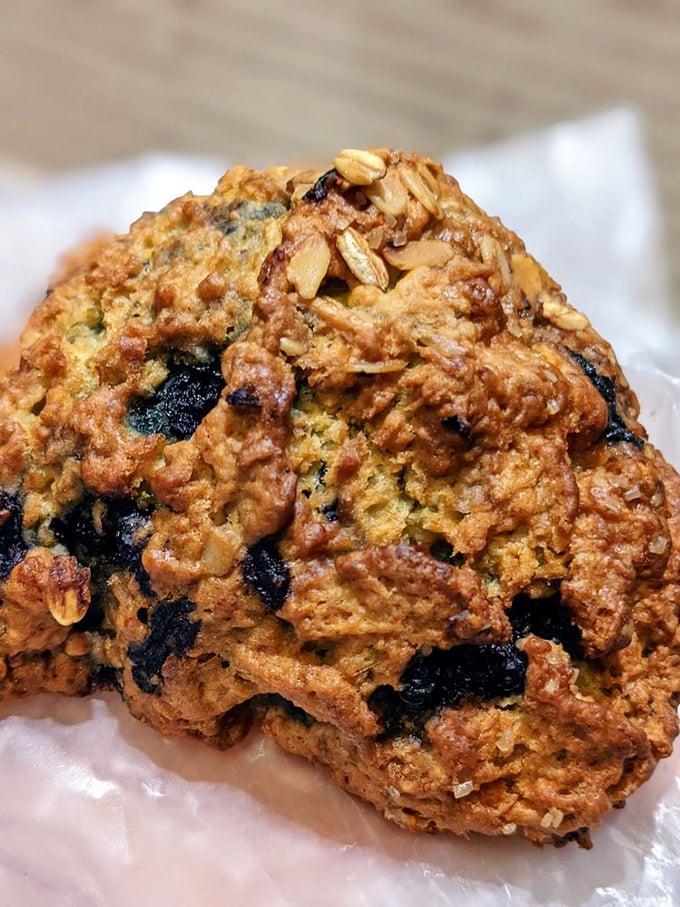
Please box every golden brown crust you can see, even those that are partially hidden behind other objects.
[0,148,678,847]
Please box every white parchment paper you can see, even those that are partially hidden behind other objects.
[1,109,679,906]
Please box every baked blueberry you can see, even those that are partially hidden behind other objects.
[242,537,291,612]
[127,354,224,442]
[128,598,200,694]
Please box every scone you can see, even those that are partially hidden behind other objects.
[1,148,678,848]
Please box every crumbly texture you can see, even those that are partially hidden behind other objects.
[1,149,679,847]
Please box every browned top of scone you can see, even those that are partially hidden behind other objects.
[0,148,678,846]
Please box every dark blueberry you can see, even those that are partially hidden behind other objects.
[226,386,260,408]
[567,350,644,449]
[366,685,405,737]
[440,414,471,441]
[242,537,291,612]
[321,498,339,522]
[603,419,644,447]
[128,598,200,694]
[303,168,339,202]
[508,593,583,658]
[397,656,442,715]
[127,353,224,442]
[369,591,583,735]
[110,504,151,571]
[317,460,328,485]
[369,642,527,736]
[211,199,288,235]
[51,496,101,564]
[428,538,465,566]
[51,495,153,595]
[445,643,527,703]
[0,491,28,580]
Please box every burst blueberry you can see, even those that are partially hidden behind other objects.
[127,353,224,441]
[369,592,581,734]
[128,598,200,694]
[568,349,643,449]
[51,494,153,596]
[242,537,291,612]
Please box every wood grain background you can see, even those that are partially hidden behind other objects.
[1,0,678,291]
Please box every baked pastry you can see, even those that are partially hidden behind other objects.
[1,148,678,848]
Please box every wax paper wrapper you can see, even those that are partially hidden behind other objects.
[1,108,679,906]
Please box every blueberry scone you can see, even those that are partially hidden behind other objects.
[1,149,679,848]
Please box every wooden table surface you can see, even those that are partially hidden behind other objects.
[1,0,679,292]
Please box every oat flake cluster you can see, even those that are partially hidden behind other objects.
[1,148,679,847]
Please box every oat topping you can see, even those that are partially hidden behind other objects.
[333,148,388,187]
[336,226,389,289]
